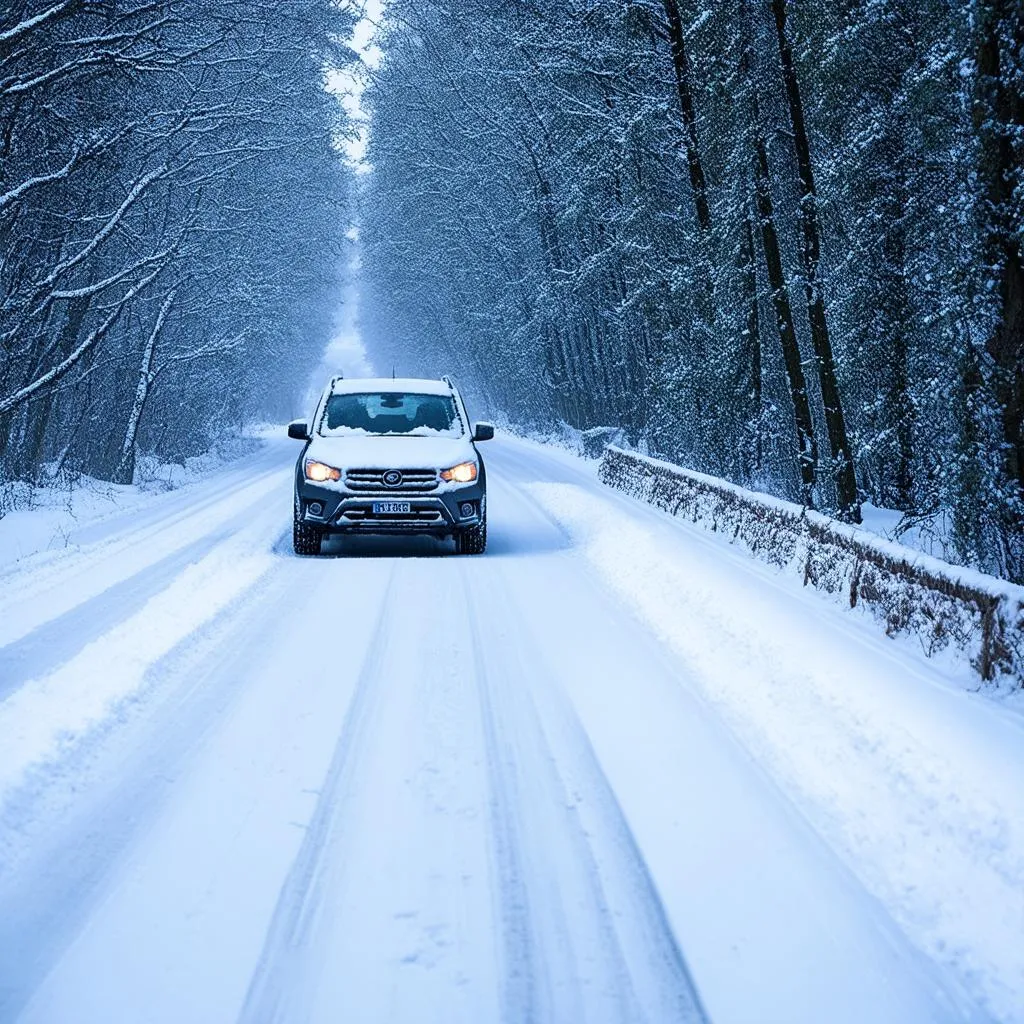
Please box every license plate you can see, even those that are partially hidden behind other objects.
[373,501,411,515]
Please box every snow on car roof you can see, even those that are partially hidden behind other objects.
[328,377,453,396]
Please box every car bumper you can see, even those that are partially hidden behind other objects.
[296,480,485,535]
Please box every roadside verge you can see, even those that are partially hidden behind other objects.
[599,446,1024,685]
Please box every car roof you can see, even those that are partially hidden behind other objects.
[327,377,454,397]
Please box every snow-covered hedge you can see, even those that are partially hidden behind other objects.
[599,446,1024,683]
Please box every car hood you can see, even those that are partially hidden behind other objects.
[305,433,477,471]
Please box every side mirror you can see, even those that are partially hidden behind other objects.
[287,419,310,441]
[473,422,495,442]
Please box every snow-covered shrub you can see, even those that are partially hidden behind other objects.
[580,427,626,460]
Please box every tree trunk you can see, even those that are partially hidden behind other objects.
[750,92,818,504]
[114,290,175,485]
[740,209,763,474]
[3,293,93,479]
[886,210,916,510]
[661,0,711,233]
[770,0,860,521]
[975,0,1024,493]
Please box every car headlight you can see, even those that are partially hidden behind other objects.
[440,461,478,483]
[305,460,341,482]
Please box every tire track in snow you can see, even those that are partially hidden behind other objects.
[0,502,290,806]
[238,564,399,1024]
[496,577,707,1024]
[66,443,289,549]
[0,459,290,648]
[461,550,706,1023]
[461,574,542,1024]
[0,525,236,701]
[0,553,304,1020]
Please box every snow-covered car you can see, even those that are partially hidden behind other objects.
[288,376,493,555]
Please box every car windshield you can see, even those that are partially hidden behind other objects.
[320,392,463,438]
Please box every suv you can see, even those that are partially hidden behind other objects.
[287,376,493,555]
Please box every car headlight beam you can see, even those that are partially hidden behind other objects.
[305,459,342,482]
[440,461,478,483]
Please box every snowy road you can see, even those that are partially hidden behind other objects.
[0,436,1019,1023]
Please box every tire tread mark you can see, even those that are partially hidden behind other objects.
[0,462,288,642]
[0,563,304,1021]
[503,579,709,1023]
[461,569,543,1024]
[238,565,399,1024]
[0,526,237,702]
[462,552,708,1023]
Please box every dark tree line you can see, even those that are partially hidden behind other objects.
[360,0,1024,582]
[0,0,355,492]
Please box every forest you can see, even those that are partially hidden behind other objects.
[0,1,354,489]
[360,0,1024,583]
[2,1,1022,585]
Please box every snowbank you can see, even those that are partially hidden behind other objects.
[528,475,1024,1021]
[0,435,263,573]
[599,446,1024,684]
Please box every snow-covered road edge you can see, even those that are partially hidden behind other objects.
[599,445,1024,685]
[527,475,1024,1023]
[0,434,267,574]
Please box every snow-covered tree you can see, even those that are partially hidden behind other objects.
[360,0,1024,581]
[0,0,356,486]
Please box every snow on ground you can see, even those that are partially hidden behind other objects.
[0,437,263,573]
[528,421,969,569]
[0,479,146,572]
[0,433,1020,1023]
[518,446,1024,1022]
[859,501,960,564]
[0,501,281,805]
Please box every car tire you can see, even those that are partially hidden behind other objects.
[456,515,487,555]
[293,504,324,556]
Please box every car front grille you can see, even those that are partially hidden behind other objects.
[345,468,438,493]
